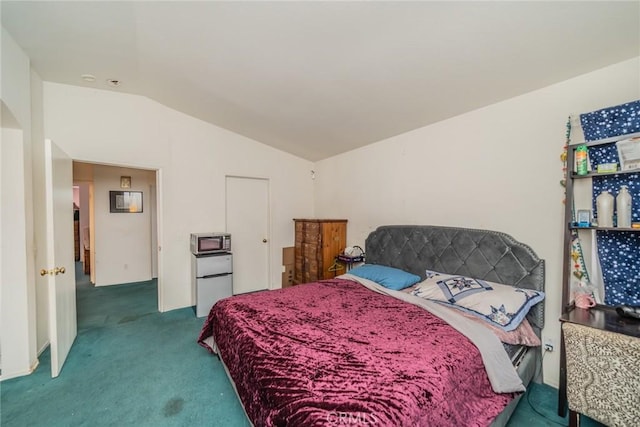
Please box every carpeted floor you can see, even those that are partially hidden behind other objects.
[0,263,603,426]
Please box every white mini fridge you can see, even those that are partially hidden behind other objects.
[191,252,233,317]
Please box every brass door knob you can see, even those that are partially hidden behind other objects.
[40,267,66,276]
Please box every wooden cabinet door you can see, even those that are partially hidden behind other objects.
[294,219,347,284]
[294,221,304,284]
[320,222,347,279]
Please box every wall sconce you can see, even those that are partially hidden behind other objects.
[120,176,131,189]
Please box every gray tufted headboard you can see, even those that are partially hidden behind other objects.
[365,225,545,332]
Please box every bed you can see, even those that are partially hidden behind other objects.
[198,225,545,426]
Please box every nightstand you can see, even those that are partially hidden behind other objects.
[559,307,640,426]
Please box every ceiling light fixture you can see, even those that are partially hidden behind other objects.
[106,79,122,88]
[81,74,96,82]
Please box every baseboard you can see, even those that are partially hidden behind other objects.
[30,357,40,374]
[0,358,39,382]
[37,342,50,356]
[0,345,47,382]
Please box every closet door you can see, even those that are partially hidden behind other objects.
[226,176,270,293]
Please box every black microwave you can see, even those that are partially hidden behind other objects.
[190,232,231,255]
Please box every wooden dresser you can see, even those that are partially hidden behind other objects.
[293,219,347,285]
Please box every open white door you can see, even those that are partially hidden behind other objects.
[43,139,77,377]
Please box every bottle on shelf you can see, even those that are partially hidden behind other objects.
[616,185,632,228]
[575,144,589,175]
[596,190,614,227]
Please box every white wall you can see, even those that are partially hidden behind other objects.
[0,28,39,379]
[77,182,90,263]
[43,83,315,311]
[93,165,155,286]
[1,128,29,376]
[30,70,49,356]
[73,162,93,269]
[314,57,640,388]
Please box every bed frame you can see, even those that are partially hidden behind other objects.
[365,225,545,426]
[205,224,545,426]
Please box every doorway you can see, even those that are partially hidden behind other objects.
[72,162,160,302]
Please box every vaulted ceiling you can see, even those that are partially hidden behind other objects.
[3,1,639,160]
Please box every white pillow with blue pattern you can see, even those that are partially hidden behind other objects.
[411,270,545,331]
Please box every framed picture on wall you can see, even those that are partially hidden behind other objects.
[120,175,131,189]
[109,191,143,213]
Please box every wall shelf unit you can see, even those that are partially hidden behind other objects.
[569,225,640,231]
[560,130,640,312]
[558,130,640,424]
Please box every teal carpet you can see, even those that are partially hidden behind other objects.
[1,264,603,426]
[1,264,248,427]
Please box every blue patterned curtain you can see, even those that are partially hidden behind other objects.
[580,100,640,305]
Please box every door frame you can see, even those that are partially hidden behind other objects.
[71,160,165,311]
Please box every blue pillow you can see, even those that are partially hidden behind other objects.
[348,264,421,291]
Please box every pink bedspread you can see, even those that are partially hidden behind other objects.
[198,279,514,426]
